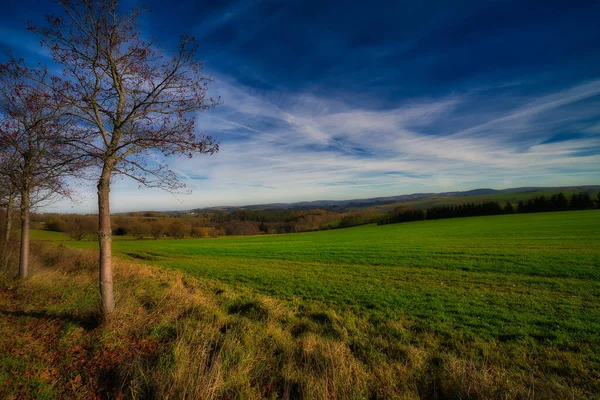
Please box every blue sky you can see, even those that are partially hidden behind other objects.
[1,0,600,212]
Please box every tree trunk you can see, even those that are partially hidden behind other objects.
[2,191,15,244]
[2,190,15,269]
[18,187,30,279]
[98,165,114,315]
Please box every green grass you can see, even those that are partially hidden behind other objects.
[7,210,600,397]
[64,210,600,349]
[29,229,146,242]
[29,229,70,241]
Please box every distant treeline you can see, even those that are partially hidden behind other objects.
[40,208,342,240]
[515,192,596,213]
[379,191,600,225]
[35,191,600,239]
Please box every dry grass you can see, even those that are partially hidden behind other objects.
[0,242,595,399]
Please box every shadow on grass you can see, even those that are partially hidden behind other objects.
[0,309,101,330]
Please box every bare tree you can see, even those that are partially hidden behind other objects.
[149,220,165,240]
[129,221,148,240]
[0,172,17,269]
[31,0,219,315]
[66,215,97,241]
[0,59,76,279]
[168,220,187,240]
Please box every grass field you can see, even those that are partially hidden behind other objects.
[17,210,600,397]
[65,211,600,344]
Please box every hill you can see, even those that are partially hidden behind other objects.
[189,185,600,214]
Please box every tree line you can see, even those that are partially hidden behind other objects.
[515,192,596,213]
[37,208,342,240]
[379,191,600,225]
[28,191,599,243]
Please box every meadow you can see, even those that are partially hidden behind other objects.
[14,209,600,398]
[67,210,600,340]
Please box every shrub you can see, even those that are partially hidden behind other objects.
[150,221,166,240]
[66,217,96,241]
[168,220,187,239]
[47,218,68,232]
[189,227,203,238]
[129,222,149,240]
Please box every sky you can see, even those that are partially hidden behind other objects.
[1,0,599,213]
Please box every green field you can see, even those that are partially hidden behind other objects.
[13,210,597,397]
[64,211,600,347]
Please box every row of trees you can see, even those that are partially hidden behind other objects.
[36,191,600,241]
[41,207,342,240]
[125,219,219,240]
[426,201,504,220]
[516,192,597,213]
[378,209,426,225]
[379,192,600,225]
[209,208,340,232]
[338,209,383,228]
[0,0,219,316]
[45,215,220,240]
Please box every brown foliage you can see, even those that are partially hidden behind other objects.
[46,218,68,233]
[129,222,149,240]
[66,216,97,241]
[168,220,187,239]
[150,221,166,240]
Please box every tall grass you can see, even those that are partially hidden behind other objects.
[0,241,596,399]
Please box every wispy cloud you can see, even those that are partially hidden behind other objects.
[27,0,600,213]
[125,77,592,208]
[45,74,600,213]
[0,27,51,59]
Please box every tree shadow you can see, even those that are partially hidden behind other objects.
[0,309,101,330]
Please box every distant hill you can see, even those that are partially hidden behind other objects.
[190,185,600,214]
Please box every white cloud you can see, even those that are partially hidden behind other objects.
[45,77,600,213]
